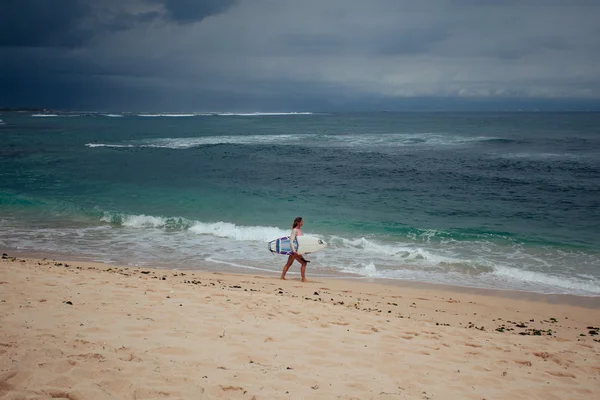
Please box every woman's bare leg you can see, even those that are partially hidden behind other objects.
[299,256,308,282]
[280,255,294,279]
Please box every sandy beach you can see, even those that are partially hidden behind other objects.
[1,254,599,400]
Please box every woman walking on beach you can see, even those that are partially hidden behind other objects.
[280,217,308,282]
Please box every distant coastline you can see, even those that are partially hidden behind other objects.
[0,107,48,112]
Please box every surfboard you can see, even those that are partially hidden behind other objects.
[268,235,327,255]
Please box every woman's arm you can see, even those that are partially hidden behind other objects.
[289,228,298,254]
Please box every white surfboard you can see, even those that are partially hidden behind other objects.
[268,235,327,255]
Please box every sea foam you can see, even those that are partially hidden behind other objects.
[85,132,489,150]
[138,113,197,117]
[188,221,288,241]
[216,112,312,116]
[493,264,600,295]
[101,212,288,241]
[4,209,599,296]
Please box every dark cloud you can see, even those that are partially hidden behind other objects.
[161,0,239,23]
[1,1,600,111]
[0,0,162,48]
[0,0,91,47]
[0,0,235,48]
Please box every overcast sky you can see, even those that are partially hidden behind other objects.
[2,0,600,111]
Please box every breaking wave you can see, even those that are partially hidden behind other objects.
[85,133,500,150]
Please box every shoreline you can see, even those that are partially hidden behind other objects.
[5,248,600,309]
[3,251,600,333]
[2,254,599,399]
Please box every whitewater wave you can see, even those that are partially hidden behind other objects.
[31,114,81,117]
[103,114,124,118]
[85,133,497,150]
[100,212,289,241]
[3,210,600,295]
[137,113,203,117]
[86,143,136,148]
[99,213,438,255]
[217,112,313,116]
[188,221,288,241]
[133,112,312,117]
[85,135,297,149]
[493,264,600,295]
[100,212,194,230]
[337,260,600,295]
[97,213,470,269]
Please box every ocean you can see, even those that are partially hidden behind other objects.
[1,111,599,296]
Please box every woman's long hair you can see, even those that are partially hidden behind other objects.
[292,217,303,229]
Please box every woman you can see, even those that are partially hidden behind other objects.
[280,217,308,282]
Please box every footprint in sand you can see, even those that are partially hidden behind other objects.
[44,390,82,400]
[546,370,576,379]
[118,352,142,362]
[330,321,349,326]
[0,371,18,390]
[67,353,106,362]
[38,359,78,374]
[515,360,532,367]
[116,346,142,362]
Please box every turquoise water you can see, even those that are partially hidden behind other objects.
[1,111,599,295]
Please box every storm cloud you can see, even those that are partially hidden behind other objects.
[0,0,91,48]
[1,0,600,111]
